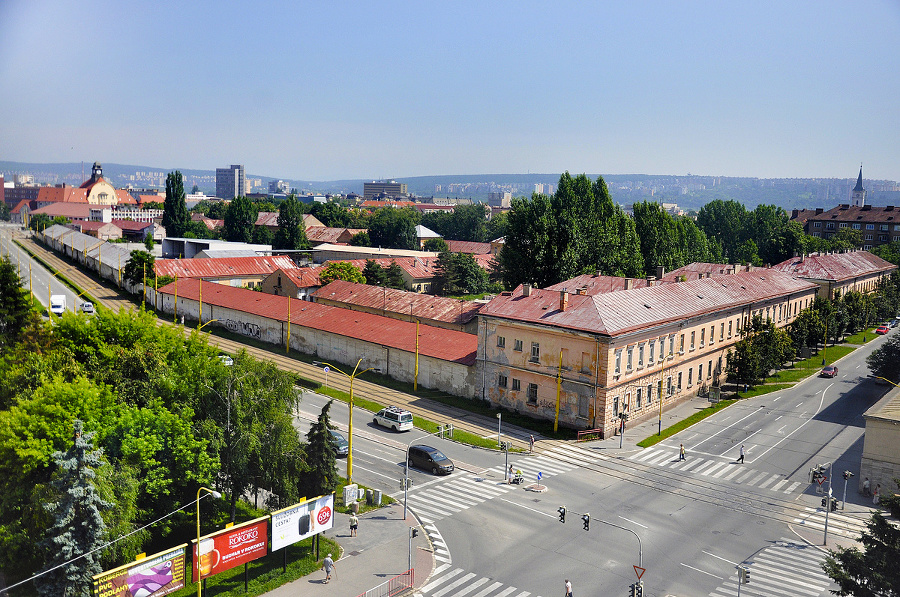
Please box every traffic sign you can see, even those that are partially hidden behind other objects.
[634,565,645,580]
[817,476,827,486]
[537,472,543,481]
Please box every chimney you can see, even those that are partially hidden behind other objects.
[656,266,666,279]
[559,289,569,311]
[646,276,656,286]
[523,283,532,297]
[698,273,703,280]
[815,208,824,215]
[625,278,634,290]
[576,287,586,295]
[791,209,799,218]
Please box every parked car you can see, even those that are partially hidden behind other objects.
[875,326,890,335]
[373,406,414,432]
[80,301,95,314]
[821,366,838,378]
[408,445,454,475]
[329,430,348,457]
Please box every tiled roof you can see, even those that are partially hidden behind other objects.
[361,200,417,209]
[157,279,477,365]
[306,227,365,244]
[279,266,324,288]
[770,251,897,283]
[664,263,745,281]
[115,189,137,204]
[332,257,440,281]
[545,275,656,295]
[807,204,900,224]
[481,270,819,337]
[447,240,491,255]
[37,187,89,204]
[138,194,163,204]
[111,219,153,231]
[73,221,119,232]
[313,280,482,324]
[155,255,297,279]
[255,212,280,227]
[32,202,109,219]
[11,200,29,214]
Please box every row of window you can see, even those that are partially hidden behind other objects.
[611,358,721,416]
[497,374,538,402]
[814,222,900,231]
[496,336,541,362]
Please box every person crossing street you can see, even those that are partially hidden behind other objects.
[679,443,686,461]
[738,444,745,464]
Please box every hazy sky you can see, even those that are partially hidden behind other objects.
[2,1,899,182]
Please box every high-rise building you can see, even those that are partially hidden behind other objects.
[363,180,407,200]
[216,164,245,200]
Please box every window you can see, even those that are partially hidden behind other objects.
[615,350,622,375]
[514,339,523,351]
[627,347,634,370]
[497,336,506,348]
[839,222,848,228]
[688,368,693,386]
[879,235,888,241]
[700,328,705,347]
[866,223,875,230]
[666,376,673,396]
[880,224,889,231]
[647,384,653,404]
[579,395,589,418]
[698,364,703,380]
[581,352,591,374]
[853,223,861,229]
[720,323,725,341]
[530,342,540,362]
[660,338,666,359]
[527,383,538,404]
[690,331,695,350]
[710,325,715,344]
[826,222,835,229]
[638,344,645,367]
[679,334,685,353]
[635,388,642,408]
[728,321,733,337]
[865,234,874,240]
[677,372,683,390]
[498,374,508,388]
[512,378,521,391]
[708,360,713,378]
[649,341,655,364]
[613,396,619,416]
[669,335,674,355]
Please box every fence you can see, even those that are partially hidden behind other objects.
[354,569,414,597]
[576,428,604,442]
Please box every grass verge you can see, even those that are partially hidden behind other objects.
[734,383,793,398]
[636,399,738,448]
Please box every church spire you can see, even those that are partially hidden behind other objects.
[853,164,864,192]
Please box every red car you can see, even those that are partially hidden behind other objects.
[876,326,890,335]
[821,366,838,378]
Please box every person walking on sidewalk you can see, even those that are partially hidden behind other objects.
[323,553,335,583]
[507,465,514,484]
[564,578,573,597]
[530,435,535,453]
[349,513,359,537]
[737,444,745,464]
[863,477,871,497]
[679,444,686,461]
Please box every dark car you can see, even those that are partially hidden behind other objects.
[408,445,454,475]
[821,366,838,378]
[330,430,349,457]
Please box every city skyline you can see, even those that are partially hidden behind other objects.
[2,1,899,182]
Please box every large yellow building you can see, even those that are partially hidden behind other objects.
[477,270,819,436]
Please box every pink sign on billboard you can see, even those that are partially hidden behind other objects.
[191,517,268,582]
[92,545,187,597]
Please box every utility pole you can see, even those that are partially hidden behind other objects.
[824,461,833,544]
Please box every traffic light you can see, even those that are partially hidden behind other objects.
[411,528,418,538]
[843,470,854,481]
[743,567,751,584]
[635,581,643,597]
[629,583,636,597]
[582,513,590,531]
[558,506,566,524]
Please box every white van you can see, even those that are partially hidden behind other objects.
[373,407,414,432]
[49,295,67,315]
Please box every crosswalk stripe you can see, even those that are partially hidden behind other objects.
[449,577,491,597]
[470,581,503,597]
[448,479,509,497]
[431,572,477,597]
[784,482,802,493]
[407,499,453,517]
[757,474,780,489]
[647,451,677,465]
[745,471,771,486]
[420,568,464,593]
[711,464,732,478]
[633,448,663,461]
[769,479,788,491]
[417,490,470,510]
[701,461,729,477]
[677,458,706,471]
[692,460,720,474]
[729,468,756,482]
[541,449,589,466]
[493,587,518,597]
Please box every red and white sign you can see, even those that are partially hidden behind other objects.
[270,494,335,551]
[192,517,268,582]
[817,476,827,486]
[634,565,645,580]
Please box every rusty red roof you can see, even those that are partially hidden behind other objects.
[546,275,657,295]
[155,255,297,279]
[111,219,153,231]
[447,240,491,254]
[279,266,324,287]
[37,187,89,204]
[481,270,819,337]
[157,279,476,365]
[306,227,366,244]
[313,280,482,324]
[770,250,897,283]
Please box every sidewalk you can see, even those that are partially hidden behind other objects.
[262,506,433,597]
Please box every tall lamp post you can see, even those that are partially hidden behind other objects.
[196,486,222,597]
[313,359,380,484]
[496,412,502,448]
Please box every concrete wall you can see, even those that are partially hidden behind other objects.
[860,399,900,496]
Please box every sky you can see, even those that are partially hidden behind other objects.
[2,1,900,182]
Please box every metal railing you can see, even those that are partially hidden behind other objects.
[354,568,414,597]
[576,428,604,442]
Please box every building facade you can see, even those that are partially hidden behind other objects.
[770,250,896,299]
[363,180,408,200]
[216,164,245,200]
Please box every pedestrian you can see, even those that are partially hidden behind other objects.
[323,553,335,583]
[679,443,686,461]
[530,434,535,453]
[507,464,514,484]
[349,513,358,537]
[737,444,745,464]
[863,477,871,497]
[564,578,573,597]
[874,484,880,506]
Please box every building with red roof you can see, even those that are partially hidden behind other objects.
[769,250,896,299]
[259,267,325,300]
[154,255,297,289]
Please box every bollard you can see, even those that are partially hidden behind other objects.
[373,489,382,506]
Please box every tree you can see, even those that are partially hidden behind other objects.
[423,238,449,253]
[36,420,110,597]
[696,199,747,263]
[122,250,155,287]
[311,201,351,228]
[725,338,761,387]
[143,232,155,252]
[252,225,274,246]
[0,202,10,221]
[486,211,508,241]
[823,510,900,596]
[223,196,258,243]
[349,231,371,246]
[433,252,489,296]
[384,261,406,289]
[871,241,900,266]
[368,207,418,250]
[29,213,53,232]
[300,400,339,499]
[320,262,365,285]
[788,307,823,354]
[362,260,386,287]
[162,171,189,238]
[273,195,309,250]
[0,255,33,350]
[867,335,900,383]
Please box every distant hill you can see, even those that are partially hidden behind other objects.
[3,161,898,212]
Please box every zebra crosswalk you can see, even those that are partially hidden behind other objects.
[792,507,870,541]
[708,538,834,597]
[628,446,804,494]
[415,563,543,597]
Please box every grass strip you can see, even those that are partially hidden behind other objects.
[636,399,738,448]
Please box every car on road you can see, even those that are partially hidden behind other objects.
[217,355,234,366]
[49,294,66,315]
[408,444,454,475]
[373,406,414,432]
[821,365,838,378]
[80,301,95,314]
[329,430,348,457]
[876,325,890,335]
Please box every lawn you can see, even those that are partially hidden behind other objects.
[636,399,738,447]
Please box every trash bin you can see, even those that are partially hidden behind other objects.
[372,489,382,506]
[351,501,359,514]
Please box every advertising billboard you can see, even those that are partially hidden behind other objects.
[191,516,268,582]
[271,493,334,551]
[93,545,187,597]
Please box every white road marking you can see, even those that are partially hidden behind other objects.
[681,562,722,579]
[752,382,831,463]
[702,550,738,565]
[499,498,557,518]
[618,516,648,529]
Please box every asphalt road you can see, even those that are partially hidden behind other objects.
[1,224,81,313]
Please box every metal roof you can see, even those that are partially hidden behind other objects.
[157,279,476,364]
[481,270,819,337]
[446,240,492,255]
[313,280,482,324]
[770,251,896,283]
[155,255,297,279]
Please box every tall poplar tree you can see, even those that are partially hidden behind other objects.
[273,195,309,250]
[301,400,339,498]
[162,171,189,238]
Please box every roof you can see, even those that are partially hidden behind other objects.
[115,189,137,204]
[807,204,900,224]
[770,251,897,283]
[58,228,103,253]
[275,266,324,288]
[361,200,417,209]
[447,240,491,254]
[545,274,656,295]
[157,279,477,365]
[664,262,746,281]
[37,187,89,204]
[415,225,441,239]
[86,242,131,265]
[313,243,439,260]
[864,384,900,424]
[306,227,366,244]
[313,280,482,324]
[854,166,865,192]
[196,249,261,259]
[155,255,297,279]
[11,200,29,214]
[73,221,120,232]
[32,202,108,219]
[110,219,153,232]
[332,257,440,281]
[255,212,280,227]
[481,270,819,337]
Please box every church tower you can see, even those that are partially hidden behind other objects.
[851,165,866,207]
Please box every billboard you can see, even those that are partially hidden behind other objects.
[271,494,334,551]
[93,545,187,597]
[191,516,268,582]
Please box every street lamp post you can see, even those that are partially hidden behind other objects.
[313,359,379,484]
[496,412,501,448]
[196,487,222,597]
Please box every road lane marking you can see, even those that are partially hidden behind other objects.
[498,498,556,518]
[702,550,738,565]
[689,408,760,452]
[717,428,761,458]
[751,383,831,464]
[618,516,647,529]
[680,562,722,579]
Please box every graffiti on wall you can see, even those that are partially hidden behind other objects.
[223,319,261,339]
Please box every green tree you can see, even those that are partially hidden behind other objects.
[433,252,489,296]
[486,211,508,241]
[311,201,351,228]
[29,213,53,232]
[223,196,258,243]
[368,207,418,250]
[384,261,406,289]
[725,338,761,387]
[871,241,900,266]
[349,231,371,247]
[867,335,900,383]
[0,255,34,350]
[362,260,386,287]
[162,171,189,238]
[0,202,10,221]
[122,250,155,287]
[252,224,274,245]
[423,238,449,253]
[274,195,310,250]
[143,232,155,252]
[696,199,747,263]
[300,400,339,499]
[320,262,365,285]
[823,511,900,596]
[497,193,555,288]
[36,420,110,597]
[788,307,823,354]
